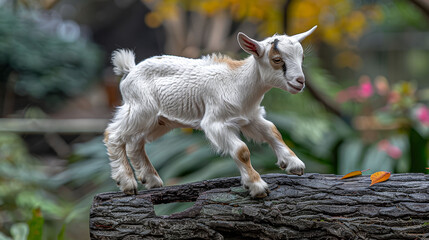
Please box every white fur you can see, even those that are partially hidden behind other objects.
[112,49,136,76]
[104,26,317,197]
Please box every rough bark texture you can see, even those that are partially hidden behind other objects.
[90,173,429,240]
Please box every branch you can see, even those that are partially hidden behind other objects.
[0,118,108,134]
[410,0,429,19]
[90,173,429,239]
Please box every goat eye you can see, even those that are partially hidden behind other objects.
[272,58,282,64]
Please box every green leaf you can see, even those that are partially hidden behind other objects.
[27,208,44,240]
[57,224,66,240]
[159,146,215,179]
[362,145,394,173]
[147,131,205,168]
[338,139,364,174]
[180,158,237,183]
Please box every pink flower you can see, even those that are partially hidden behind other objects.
[336,86,363,103]
[358,76,373,99]
[386,145,402,159]
[336,75,374,103]
[377,139,402,159]
[377,139,390,151]
[416,105,429,126]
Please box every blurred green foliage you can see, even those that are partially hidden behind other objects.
[0,7,102,109]
[380,1,429,30]
[0,134,59,239]
[0,5,104,238]
[0,133,115,239]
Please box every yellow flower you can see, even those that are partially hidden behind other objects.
[145,12,163,28]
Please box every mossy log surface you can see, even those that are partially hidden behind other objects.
[90,173,429,240]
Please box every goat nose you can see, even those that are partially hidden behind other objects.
[296,77,305,84]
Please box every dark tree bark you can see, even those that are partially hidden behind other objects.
[90,173,429,240]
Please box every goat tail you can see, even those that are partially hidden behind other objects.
[111,49,136,76]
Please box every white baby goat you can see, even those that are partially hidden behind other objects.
[104,26,317,198]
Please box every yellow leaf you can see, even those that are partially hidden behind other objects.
[370,171,391,186]
[341,169,370,179]
[181,128,193,134]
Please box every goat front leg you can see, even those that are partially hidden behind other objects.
[201,120,269,198]
[241,117,305,175]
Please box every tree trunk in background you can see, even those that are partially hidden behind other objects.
[90,173,429,240]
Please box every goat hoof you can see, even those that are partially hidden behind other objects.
[282,156,305,176]
[144,175,164,189]
[248,180,269,199]
[253,192,267,198]
[289,167,304,176]
[118,178,139,195]
[252,188,270,199]
[123,187,138,195]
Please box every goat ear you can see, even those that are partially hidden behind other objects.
[237,32,264,58]
[291,25,317,42]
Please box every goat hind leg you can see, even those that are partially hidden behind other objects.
[104,130,138,194]
[126,135,163,189]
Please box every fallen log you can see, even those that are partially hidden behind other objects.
[90,173,429,239]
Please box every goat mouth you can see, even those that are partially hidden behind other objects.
[287,82,302,92]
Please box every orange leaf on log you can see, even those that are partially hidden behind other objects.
[341,169,370,179]
[370,171,391,186]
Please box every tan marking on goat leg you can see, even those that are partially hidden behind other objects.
[271,125,296,157]
[120,144,135,178]
[103,130,114,156]
[103,130,109,143]
[104,131,114,157]
[237,145,261,183]
[141,146,160,177]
